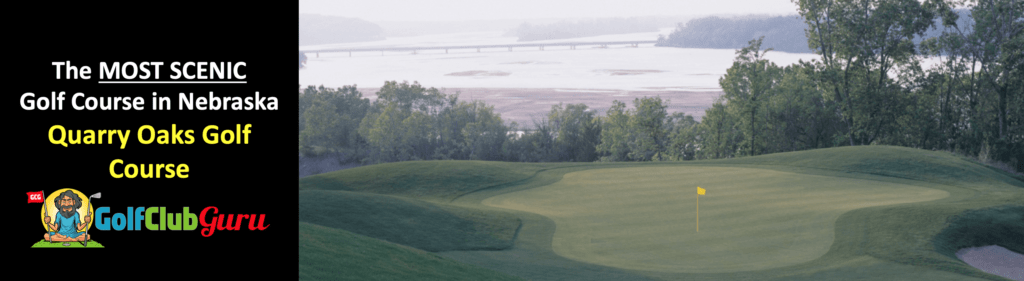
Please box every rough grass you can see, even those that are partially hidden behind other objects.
[298,222,523,281]
[299,160,564,202]
[299,190,520,252]
[697,146,1022,189]
[933,204,1024,259]
[298,146,1024,280]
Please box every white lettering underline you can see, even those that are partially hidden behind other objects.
[97,81,247,84]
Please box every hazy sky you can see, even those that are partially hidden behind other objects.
[299,0,801,21]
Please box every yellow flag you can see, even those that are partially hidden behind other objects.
[697,187,705,195]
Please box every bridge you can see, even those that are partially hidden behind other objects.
[303,40,659,56]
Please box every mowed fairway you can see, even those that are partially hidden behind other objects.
[483,166,950,273]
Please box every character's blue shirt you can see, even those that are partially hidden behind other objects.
[55,212,83,238]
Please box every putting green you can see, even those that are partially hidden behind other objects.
[483,166,949,273]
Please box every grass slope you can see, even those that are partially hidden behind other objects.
[708,146,1023,189]
[456,146,1022,280]
[483,166,950,273]
[692,146,1024,280]
[933,204,1024,259]
[299,190,520,252]
[299,222,522,281]
[299,160,562,202]
[299,146,1024,281]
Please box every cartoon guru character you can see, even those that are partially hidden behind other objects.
[43,190,91,241]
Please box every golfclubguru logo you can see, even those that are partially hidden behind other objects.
[30,188,101,248]
[30,189,269,248]
[95,205,270,237]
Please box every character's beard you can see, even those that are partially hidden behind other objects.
[60,207,76,218]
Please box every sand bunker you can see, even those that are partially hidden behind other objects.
[594,69,666,76]
[957,245,1024,280]
[445,70,511,77]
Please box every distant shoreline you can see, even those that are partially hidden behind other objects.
[349,87,723,126]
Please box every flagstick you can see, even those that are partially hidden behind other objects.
[696,192,699,232]
[43,190,52,243]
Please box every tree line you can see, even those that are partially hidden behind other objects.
[655,7,976,54]
[510,17,661,42]
[300,0,1021,172]
[299,14,384,46]
[656,15,814,53]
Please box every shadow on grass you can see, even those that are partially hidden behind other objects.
[934,204,1024,259]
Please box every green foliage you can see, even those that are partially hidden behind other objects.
[296,1,1021,171]
[719,37,782,156]
[795,0,938,146]
[596,97,673,161]
[504,120,559,162]
[548,103,601,162]
[356,81,511,163]
[665,113,700,160]
[299,85,370,157]
[462,102,508,161]
[628,97,670,161]
[596,100,632,161]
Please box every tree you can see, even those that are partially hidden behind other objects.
[768,62,840,151]
[627,97,670,161]
[299,85,370,156]
[300,96,342,154]
[719,36,781,156]
[665,113,701,160]
[462,101,509,161]
[596,97,669,161]
[548,103,601,162]
[597,100,632,161]
[698,101,742,159]
[967,0,1023,140]
[365,103,409,162]
[794,0,938,145]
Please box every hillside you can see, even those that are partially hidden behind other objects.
[299,14,384,46]
[299,190,520,252]
[656,10,974,54]
[299,222,523,281]
[299,146,1023,280]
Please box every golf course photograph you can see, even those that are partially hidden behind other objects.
[299,147,1024,280]
[297,0,1023,280]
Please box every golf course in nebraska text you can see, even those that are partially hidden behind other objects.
[483,166,949,273]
